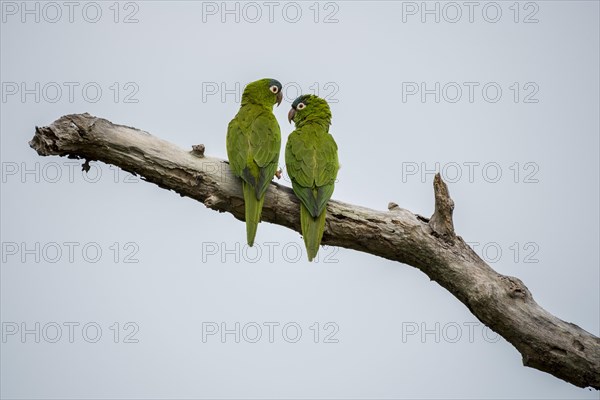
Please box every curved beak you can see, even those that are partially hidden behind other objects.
[276,92,283,107]
[287,107,296,124]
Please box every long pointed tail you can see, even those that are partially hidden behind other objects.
[301,203,327,262]
[243,181,264,247]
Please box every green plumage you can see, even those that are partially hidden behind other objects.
[226,78,282,246]
[285,95,339,261]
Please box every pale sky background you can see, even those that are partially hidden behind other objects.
[1,1,599,399]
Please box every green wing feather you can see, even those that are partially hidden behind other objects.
[226,117,248,177]
[248,113,281,198]
[227,106,280,246]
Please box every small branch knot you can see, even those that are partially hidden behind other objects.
[191,144,205,157]
[502,276,532,300]
[429,173,456,239]
[82,159,91,173]
[203,195,219,208]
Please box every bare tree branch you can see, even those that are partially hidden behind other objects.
[429,173,456,239]
[29,113,600,390]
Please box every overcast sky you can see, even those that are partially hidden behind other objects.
[1,1,599,399]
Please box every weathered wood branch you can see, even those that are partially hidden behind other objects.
[29,113,599,390]
[429,173,456,239]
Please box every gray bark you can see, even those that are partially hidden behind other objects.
[29,113,600,390]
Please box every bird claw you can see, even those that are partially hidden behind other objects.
[275,168,282,179]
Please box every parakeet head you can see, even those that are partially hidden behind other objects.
[288,95,332,128]
[241,78,283,108]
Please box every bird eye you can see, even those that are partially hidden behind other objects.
[270,85,279,94]
[296,102,306,110]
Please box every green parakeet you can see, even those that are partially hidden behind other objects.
[226,78,283,246]
[285,95,339,261]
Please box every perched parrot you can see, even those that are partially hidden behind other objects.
[285,95,339,261]
[226,78,283,246]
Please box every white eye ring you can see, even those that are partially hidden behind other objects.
[270,85,279,94]
[296,102,306,110]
